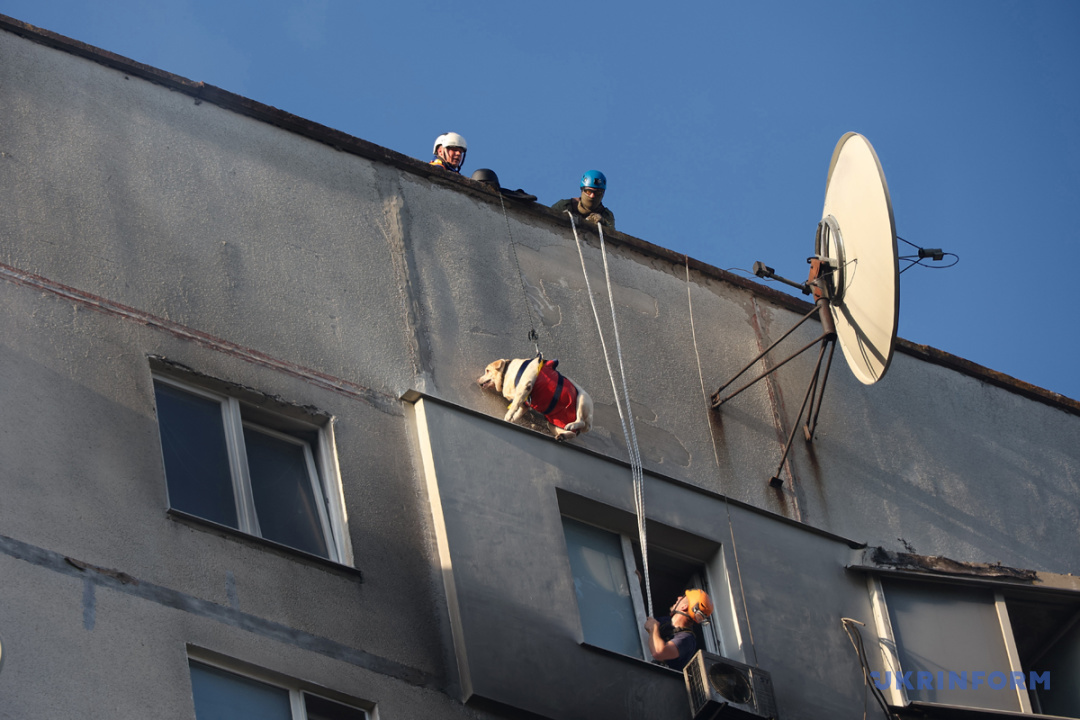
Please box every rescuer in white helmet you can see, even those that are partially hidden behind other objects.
[430,132,467,173]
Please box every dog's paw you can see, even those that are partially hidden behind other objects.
[554,430,578,442]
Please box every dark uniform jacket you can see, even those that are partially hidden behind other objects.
[551,197,615,229]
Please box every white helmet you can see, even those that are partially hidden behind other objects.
[433,132,467,153]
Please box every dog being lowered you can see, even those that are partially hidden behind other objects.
[477,356,594,441]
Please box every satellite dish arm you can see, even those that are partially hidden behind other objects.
[711,302,829,407]
[753,261,812,295]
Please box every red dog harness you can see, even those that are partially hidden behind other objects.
[515,358,579,429]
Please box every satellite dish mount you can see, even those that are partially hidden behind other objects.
[712,133,899,488]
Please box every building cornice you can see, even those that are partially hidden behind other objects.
[3,13,1076,416]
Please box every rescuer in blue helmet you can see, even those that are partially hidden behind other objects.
[551,170,615,229]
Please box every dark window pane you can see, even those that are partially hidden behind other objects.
[305,693,368,720]
[155,382,238,528]
[1031,616,1080,717]
[884,580,1018,711]
[562,517,642,658]
[244,426,330,558]
[189,662,291,720]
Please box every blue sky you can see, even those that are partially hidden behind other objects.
[4,1,1079,400]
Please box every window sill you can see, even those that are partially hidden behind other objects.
[579,641,685,677]
[167,509,363,582]
[895,701,1075,719]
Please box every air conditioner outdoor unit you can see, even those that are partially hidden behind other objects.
[684,650,778,720]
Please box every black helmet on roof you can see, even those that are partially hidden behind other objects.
[471,168,500,189]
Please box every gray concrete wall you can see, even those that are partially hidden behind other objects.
[412,397,881,720]
[1,18,1079,720]
[0,274,468,717]
[3,23,1078,573]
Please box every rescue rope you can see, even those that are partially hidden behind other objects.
[497,193,540,356]
[568,214,652,618]
[684,256,758,666]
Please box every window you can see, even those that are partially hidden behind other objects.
[563,517,644,658]
[870,577,1080,717]
[189,660,369,720]
[561,515,740,666]
[153,374,350,563]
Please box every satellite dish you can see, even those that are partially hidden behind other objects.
[712,133,899,486]
[819,132,898,384]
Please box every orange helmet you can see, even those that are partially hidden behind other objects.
[685,589,714,624]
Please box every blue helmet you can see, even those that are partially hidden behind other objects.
[580,170,607,190]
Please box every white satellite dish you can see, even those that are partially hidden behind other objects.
[712,133,899,486]
[819,132,899,385]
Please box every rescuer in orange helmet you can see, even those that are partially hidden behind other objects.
[644,589,714,669]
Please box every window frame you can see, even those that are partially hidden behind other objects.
[153,373,352,566]
[868,574,1080,716]
[187,656,372,720]
[560,514,743,666]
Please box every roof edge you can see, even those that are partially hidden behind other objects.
[2,13,1077,416]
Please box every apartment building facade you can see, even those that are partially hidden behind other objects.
[2,15,1078,720]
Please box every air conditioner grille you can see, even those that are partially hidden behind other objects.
[683,650,777,720]
[687,655,709,712]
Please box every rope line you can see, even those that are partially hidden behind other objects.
[598,223,650,617]
[497,192,541,356]
[684,256,758,666]
[569,214,652,618]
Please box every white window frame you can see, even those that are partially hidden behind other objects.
[154,374,352,565]
[563,517,743,664]
[867,576,907,708]
[868,576,1035,713]
[188,655,373,720]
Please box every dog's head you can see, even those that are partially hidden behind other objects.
[477,359,509,393]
